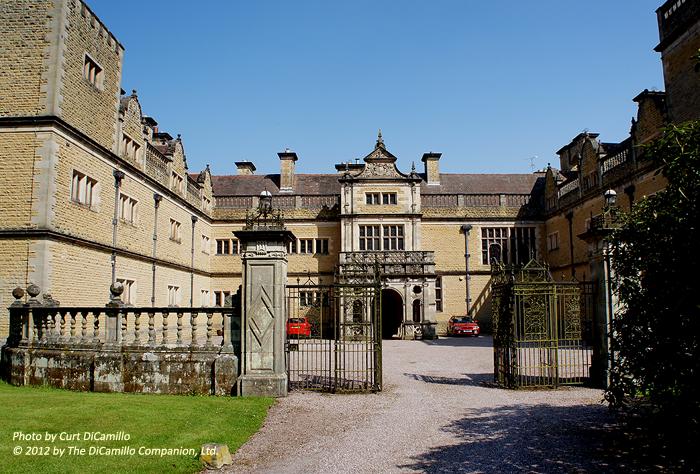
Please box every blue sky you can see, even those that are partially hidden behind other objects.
[91,1,664,176]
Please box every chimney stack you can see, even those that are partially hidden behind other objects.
[278,149,298,192]
[421,152,442,185]
[235,161,256,175]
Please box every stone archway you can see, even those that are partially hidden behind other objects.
[381,288,404,339]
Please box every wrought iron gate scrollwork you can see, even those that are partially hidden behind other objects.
[285,275,382,393]
[492,260,593,388]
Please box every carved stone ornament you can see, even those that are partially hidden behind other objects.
[360,162,403,179]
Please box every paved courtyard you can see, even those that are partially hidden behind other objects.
[226,337,619,473]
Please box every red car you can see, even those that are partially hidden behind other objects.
[287,317,312,337]
[447,316,480,336]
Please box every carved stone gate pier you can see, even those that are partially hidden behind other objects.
[234,194,294,397]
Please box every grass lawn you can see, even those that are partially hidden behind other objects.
[0,381,273,473]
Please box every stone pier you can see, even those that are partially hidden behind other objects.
[235,195,294,397]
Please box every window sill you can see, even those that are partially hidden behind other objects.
[119,219,138,228]
[169,238,182,244]
[69,200,97,212]
[83,78,103,92]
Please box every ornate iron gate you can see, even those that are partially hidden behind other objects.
[285,277,382,393]
[492,260,592,388]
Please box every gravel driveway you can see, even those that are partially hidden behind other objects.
[225,336,618,473]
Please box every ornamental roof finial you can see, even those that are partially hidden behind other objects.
[376,129,384,148]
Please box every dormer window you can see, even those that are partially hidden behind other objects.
[382,193,397,205]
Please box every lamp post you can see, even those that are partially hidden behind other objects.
[190,215,198,307]
[604,189,617,208]
[111,169,125,286]
[602,189,617,388]
[461,224,472,315]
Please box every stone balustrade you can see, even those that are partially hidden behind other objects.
[2,284,240,396]
[601,148,630,174]
[558,178,580,198]
[8,306,233,350]
[339,251,436,277]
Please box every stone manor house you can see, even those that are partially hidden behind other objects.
[0,0,697,339]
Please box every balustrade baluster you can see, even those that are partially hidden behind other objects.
[81,311,88,343]
[39,310,48,344]
[69,311,77,342]
[134,311,141,345]
[162,311,169,345]
[46,310,56,342]
[148,311,156,345]
[190,312,198,346]
[206,311,213,346]
[177,312,183,345]
[121,310,128,343]
[59,310,67,341]
[92,311,100,343]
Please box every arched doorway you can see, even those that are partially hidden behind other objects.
[381,288,403,339]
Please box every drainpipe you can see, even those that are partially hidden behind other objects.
[151,193,162,306]
[111,169,125,286]
[461,224,472,315]
[190,215,198,307]
[565,211,575,278]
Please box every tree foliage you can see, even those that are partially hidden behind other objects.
[606,121,700,440]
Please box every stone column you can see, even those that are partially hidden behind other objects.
[234,228,294,397]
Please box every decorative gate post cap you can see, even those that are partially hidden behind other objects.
[110,282,124,297]
[12,287,24,300]
[26,283,40,298]
[107,282,125,307]
[11,287,25,307]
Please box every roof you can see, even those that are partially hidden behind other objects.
[421,173,544,195]
[212,172,544,197]
[153,142,175,156]
[556,133,600,155]
[211,174,342,196]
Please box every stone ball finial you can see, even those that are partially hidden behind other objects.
[26,283,40,298]
[110,282,124,297]
[12,287,24,300]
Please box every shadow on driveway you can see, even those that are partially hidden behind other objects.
[404,372,493,387]
[421,335,494,348]
[395,403,651,473]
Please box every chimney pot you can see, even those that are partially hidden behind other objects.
[235,161,256,175]
[278,150,298,192]
[421,152,442,185]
